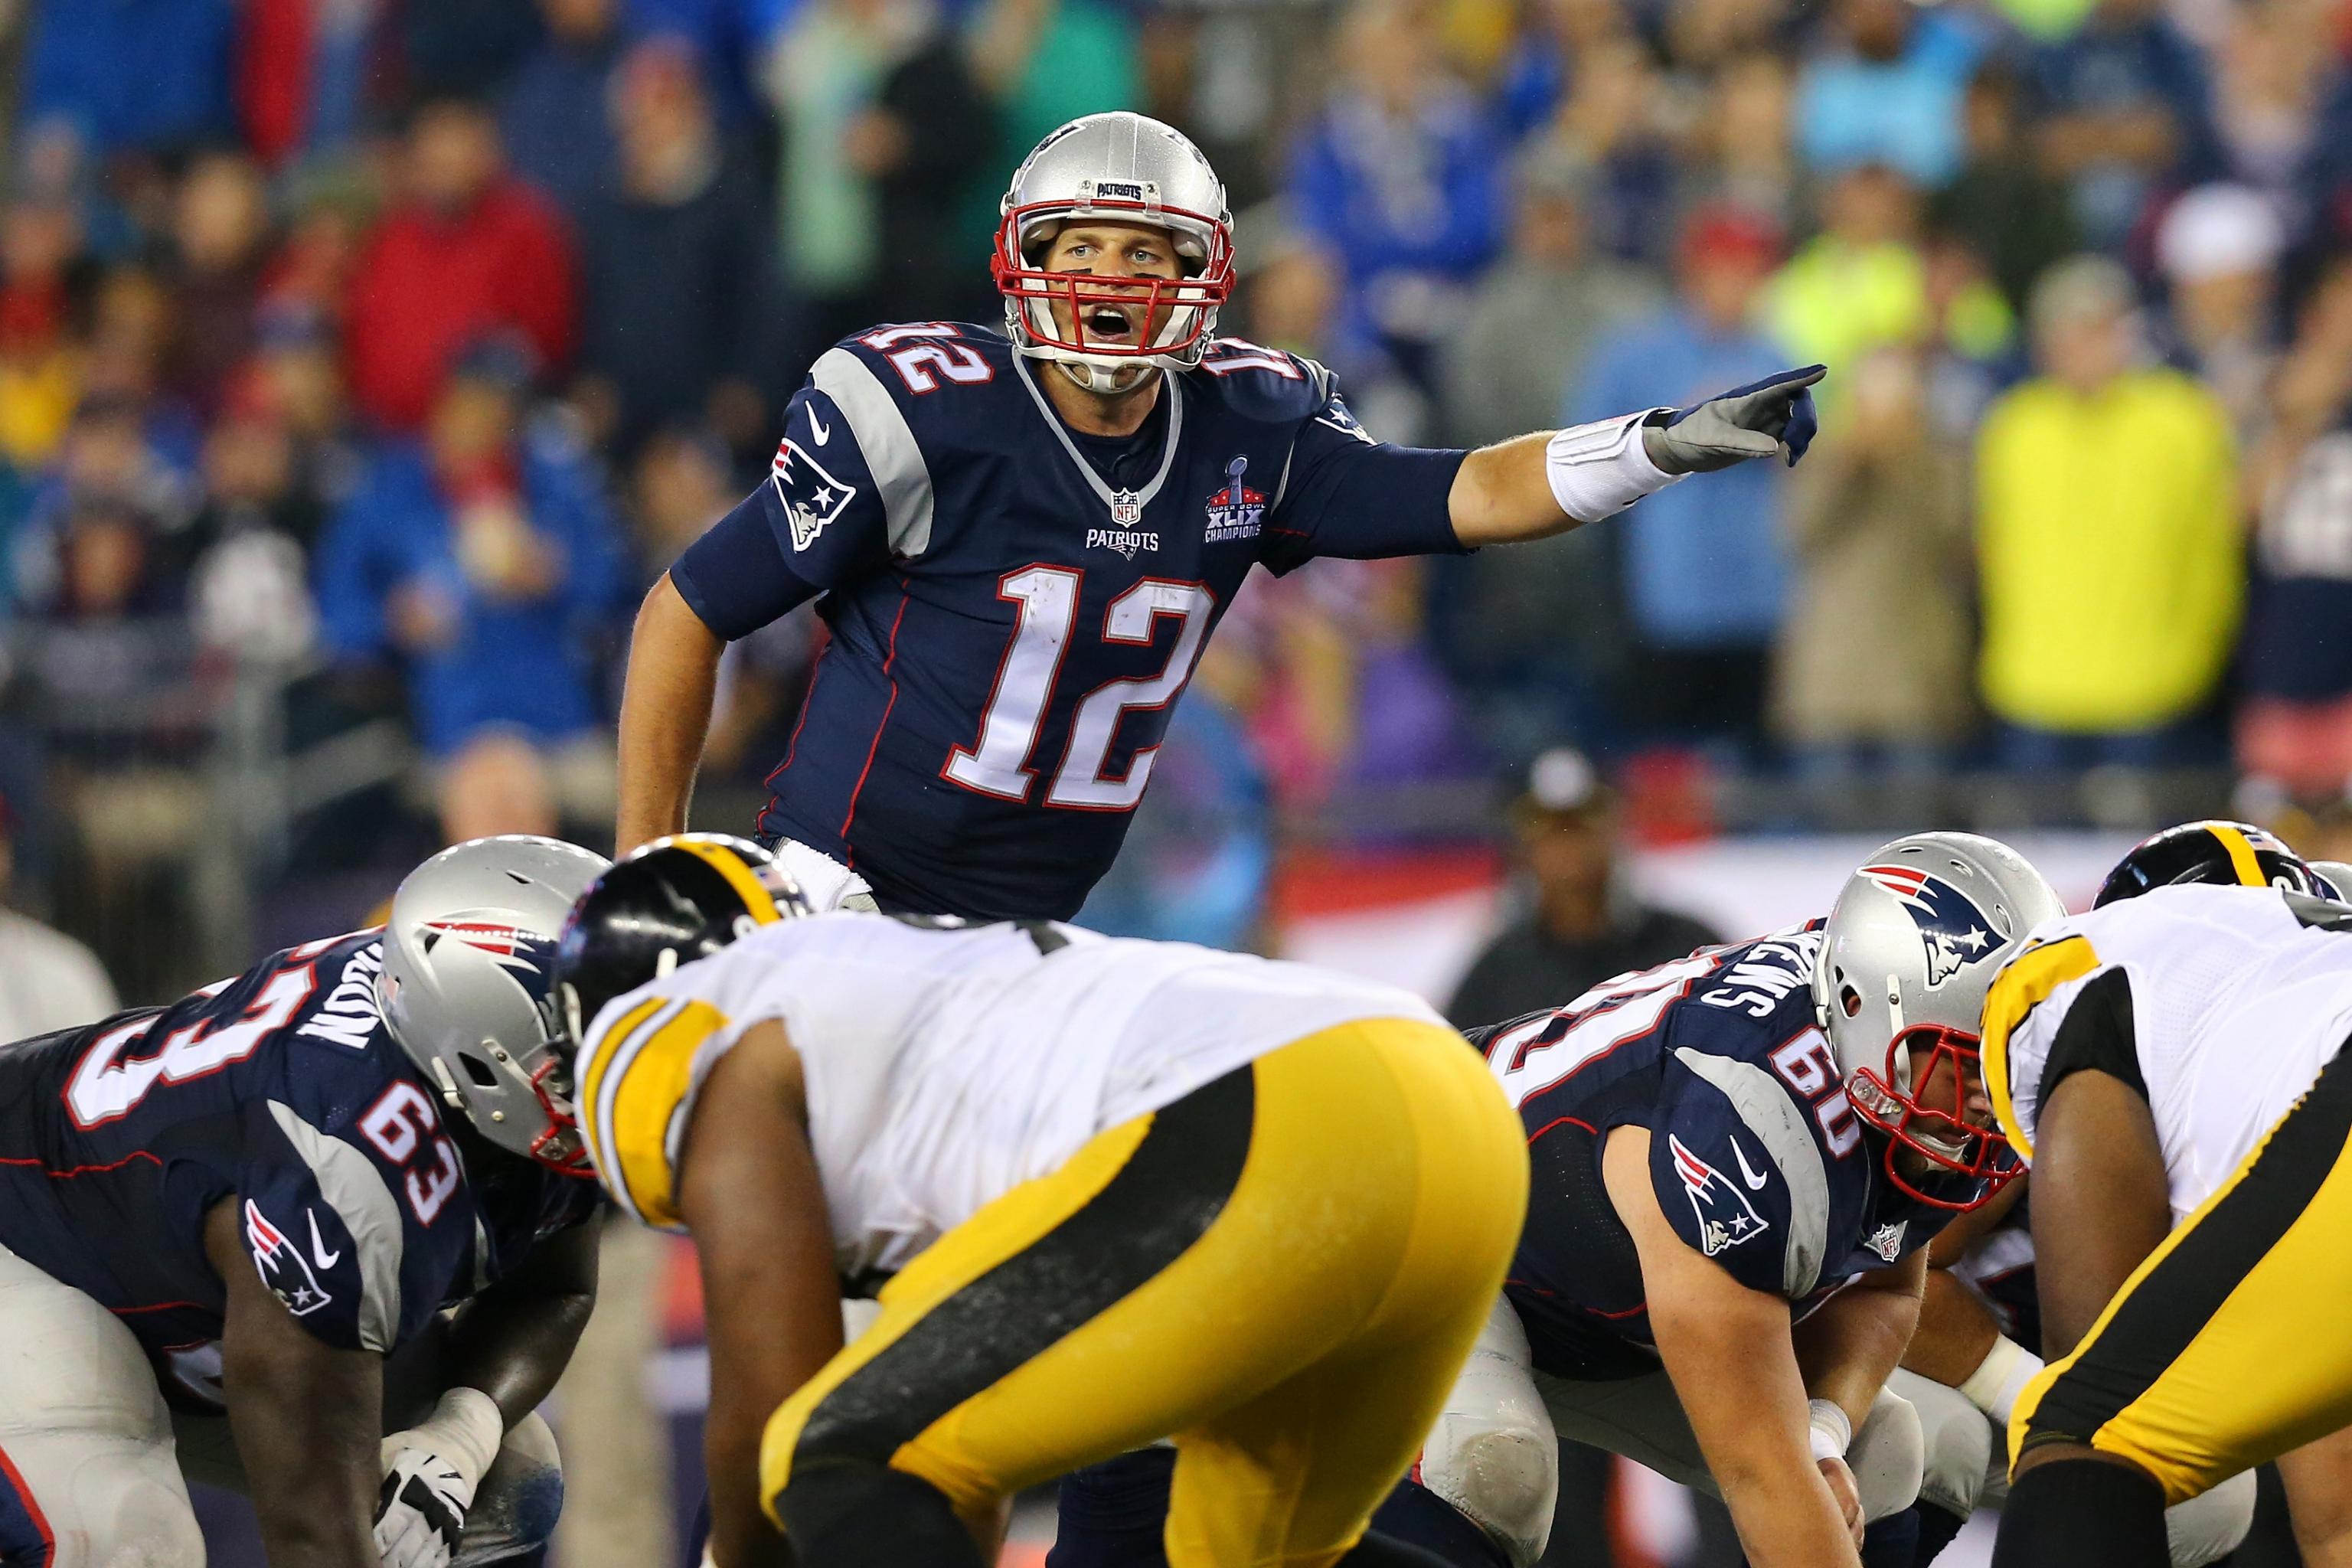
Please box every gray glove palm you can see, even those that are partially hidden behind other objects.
[1641,364,1827,475]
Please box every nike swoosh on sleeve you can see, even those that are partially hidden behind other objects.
[307,1209,344,1269]
[1729,1138,1771,1191]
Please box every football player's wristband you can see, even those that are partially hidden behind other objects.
[1544,410,1684,521]
[1808,1398,1852,1465]
[1958,1333,2044,1427]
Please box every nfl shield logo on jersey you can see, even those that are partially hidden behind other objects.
[1859,863,2000,988]
[1866,1221,1906,1262]
[771,438,859,552]
[1670,1135,1771,1256]
[1109,489,1144,528]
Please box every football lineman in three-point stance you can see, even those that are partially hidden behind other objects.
[0,836,610,1568]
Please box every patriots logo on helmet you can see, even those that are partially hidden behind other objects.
[1669,1135,1771,1256]
[422,919,555,976]
[1860,864,1998,988]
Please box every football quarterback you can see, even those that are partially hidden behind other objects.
[616,111,1823,921]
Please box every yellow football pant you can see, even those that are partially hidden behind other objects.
[760,1017,1530,1568]
[2010,1046,2352,1504]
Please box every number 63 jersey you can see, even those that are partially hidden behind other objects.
[0,929,602,1404]
[1468,926,1968,1380]
[668,322,1472,921]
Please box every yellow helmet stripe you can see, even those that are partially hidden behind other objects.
[2207,823,2268,888]
[1978,933,2102,1164]
[667,838,784,925]
[598,998,730,1229]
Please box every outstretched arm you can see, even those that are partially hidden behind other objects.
[1602,1126,1863,1568]
[207,1199,384,1568]
[1449,366,1826,546]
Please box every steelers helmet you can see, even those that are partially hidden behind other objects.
[550,835,812,1053]
[2092,821,2327,907]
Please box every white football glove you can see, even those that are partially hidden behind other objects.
[374,1388,502,1568]
[768,835,878,913]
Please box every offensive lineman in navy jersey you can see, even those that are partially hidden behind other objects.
[1050,833,2066,1568]
[0,837,609,1568]
[615,110,1826,913]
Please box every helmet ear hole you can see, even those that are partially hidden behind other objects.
[461,1053,501,1089]
[1839,984,1864,1019]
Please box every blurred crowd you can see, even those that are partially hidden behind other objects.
[4,0,2352,974]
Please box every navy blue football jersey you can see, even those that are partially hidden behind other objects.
[670,323,1465,920]
[0,929,602,1406]
[1468,926,1968,1380]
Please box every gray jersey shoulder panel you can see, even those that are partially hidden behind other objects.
[812,348,936,560]
[268,1100,407,1352]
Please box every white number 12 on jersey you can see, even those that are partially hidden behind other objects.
[944,566,1215,811]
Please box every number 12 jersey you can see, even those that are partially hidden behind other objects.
[670,323,1471,920]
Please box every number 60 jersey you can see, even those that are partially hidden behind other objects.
[1469,926,1969,1380]
[668,322,1471,921]
[0,930,602,1406]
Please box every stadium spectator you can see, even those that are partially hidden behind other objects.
[1767,163,1944,390]
[1793,0,1982,187]
[344,96,580,432]
[18,0,237,156]
[184,385,324,665]
[164,151,273,420]
[235,0,377,168]
[1975,255,2242,769]
[1683,51,1802,237]
[2032,0,2221,250]
[1494,0,1632,138]
[2210,0,2329,202]
[500,0,634,221]
[1930,64,2079,311]
[1772,345,1975,779]
[1573,207,1791,746]
[0,198,85,477]
[402,0,547,100]
[1442,148,1661,449]
[2155,183,2285,441]
[577,40,776,457]
[2236,256,2352,804]
[1284,0,1510,393]
[1446,746,1721,1025]
[1534,32,1682,271]
[0,791,118,1042]
[763,0,1000,360]
[315,342,629,841]
[968,0,1143,179]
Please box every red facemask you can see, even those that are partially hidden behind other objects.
[991,199,1233,363]
[1848,1024,2022,1210]
[526,1056,595,1177]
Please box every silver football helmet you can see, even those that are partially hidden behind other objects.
[1813,831,2066,1207]
[378,835,612,1171]
[992,111,1234,393]
[2313,861,2352,901]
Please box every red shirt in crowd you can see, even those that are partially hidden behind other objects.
[344,181,577,431]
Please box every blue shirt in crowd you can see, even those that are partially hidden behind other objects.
[1573,311,1790,649]
[21,0,236,154]
[315,433,631,757]
[1286,88,1511,368]
[1796,10,1987,185]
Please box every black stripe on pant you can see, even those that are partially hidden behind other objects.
[2023,1043,2352,1452]
[787,1063,1259,1476]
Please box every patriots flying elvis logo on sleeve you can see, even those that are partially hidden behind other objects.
[1669,1134,1770,1256]
[771,438,859,551]
[1859,864,1998,988]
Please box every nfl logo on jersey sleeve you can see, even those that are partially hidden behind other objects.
[1204,456,1266,542]
[771,438,859,552]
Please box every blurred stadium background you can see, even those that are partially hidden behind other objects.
[0,0,2347,1560]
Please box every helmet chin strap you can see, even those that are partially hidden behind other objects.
[1054,358,1153,395]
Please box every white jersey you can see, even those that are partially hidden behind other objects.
[572,913,1447,1281]
[1981,885,2352,1221]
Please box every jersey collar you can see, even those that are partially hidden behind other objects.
[1013,356,1187,521]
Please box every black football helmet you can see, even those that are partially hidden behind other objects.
[550,834,812,1050]
[2093,820,2326,908]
